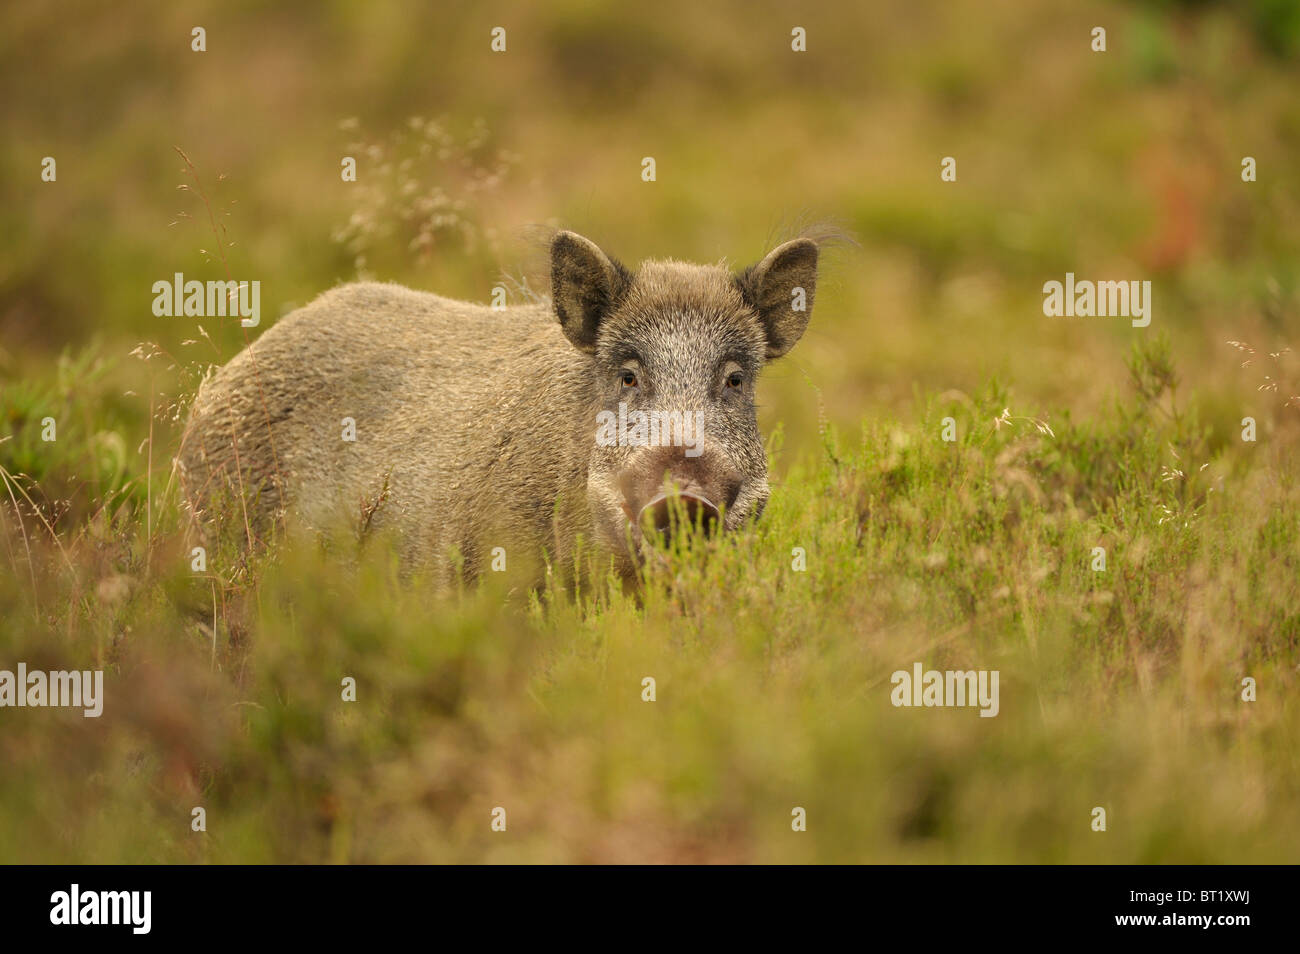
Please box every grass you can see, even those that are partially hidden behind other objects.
[2,0,1299,863]
[1,338,1296,863]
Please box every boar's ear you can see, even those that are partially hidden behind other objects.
[735,238,819,359]
[551,231,629,353]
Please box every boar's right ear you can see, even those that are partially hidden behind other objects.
[551,231,629,353]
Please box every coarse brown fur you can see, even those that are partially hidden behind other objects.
[177,231,826,585]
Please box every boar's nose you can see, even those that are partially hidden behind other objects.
[637,491,721,543]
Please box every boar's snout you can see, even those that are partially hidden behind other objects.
[617,445,742,543]
[637,490,721,541]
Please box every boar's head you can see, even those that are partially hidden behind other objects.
[550,230,820,576]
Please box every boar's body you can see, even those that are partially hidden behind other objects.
[179,231,823,584]
[180,282,594,578]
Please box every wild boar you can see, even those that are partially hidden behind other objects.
[177,230,822,584]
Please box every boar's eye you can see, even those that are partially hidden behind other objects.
[725,370,744,390]
[620,369,639,389]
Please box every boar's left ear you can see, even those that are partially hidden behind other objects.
[735,238,819,359]
[551,231,630,353]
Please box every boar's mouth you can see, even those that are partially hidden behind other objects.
[626,490,722,545]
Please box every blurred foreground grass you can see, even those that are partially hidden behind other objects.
[1,340,1296,863]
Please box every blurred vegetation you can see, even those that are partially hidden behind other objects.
[2,346,1296,862]
[1,0,1298,861]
